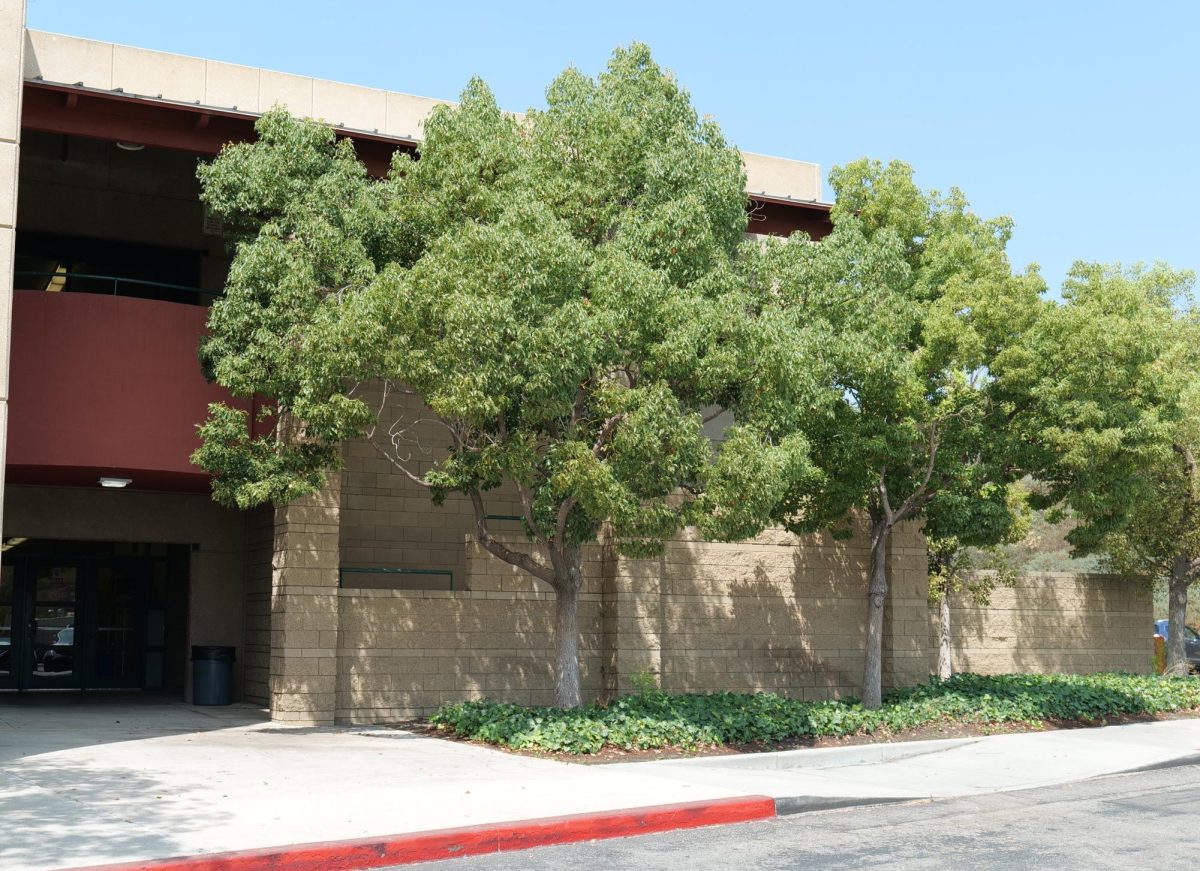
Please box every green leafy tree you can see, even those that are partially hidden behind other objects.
[193,45,814,708]
[926,481,1030,680]
[1008,263,1199,674]
[755,159,1045,707]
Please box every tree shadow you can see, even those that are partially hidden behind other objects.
[948,573,1154,676]
[0,694,267,764]
[0,696,276,867]
[654,525,872,701]
[0,759,236,871]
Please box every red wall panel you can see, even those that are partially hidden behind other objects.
[7,291,246,491]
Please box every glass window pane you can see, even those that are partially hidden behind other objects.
[0,604,11,677]
[95,566,138,683]
[35,567,76,603]
[32,604,74,679]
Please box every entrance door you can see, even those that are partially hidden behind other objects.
[0,565,15,689]
[26,563,81,689]
[91,562,146,689]
[1,545,185,691]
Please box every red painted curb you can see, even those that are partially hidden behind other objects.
[59,795,776,871]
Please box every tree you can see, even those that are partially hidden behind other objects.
[193,45,813,708]
[925,481,1029,680]
[1009,263,1199,675]
[755,159,1045,707]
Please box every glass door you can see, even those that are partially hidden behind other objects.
[0,565,15,689]
[27,564,81,689]
[91,563,142,689]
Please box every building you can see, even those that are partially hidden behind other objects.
[27,4,1156,725]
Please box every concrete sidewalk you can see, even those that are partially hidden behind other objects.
[0,698,745,871]
[2,698,1199,871]
[613,718,1200,805]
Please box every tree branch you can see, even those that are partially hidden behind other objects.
[1175,442,1200,501]
[469,488,556,585]
[366,437,433,489]
[554,496,578,545]
[876,467,894,525]
[896,420,942,522]
[593,413,626,457]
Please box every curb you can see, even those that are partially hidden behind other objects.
[59,795,777,871]
[1105,751,1200,776]
[773,795,916,816]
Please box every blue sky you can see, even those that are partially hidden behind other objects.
[26,0,1198,294]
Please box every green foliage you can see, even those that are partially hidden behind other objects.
[192,108,401,508]
[996,505,1102,573]
[755,158,1045,538]
[629,668,661,698]
[194,43,799,558]
[1006,262,1199,569]
[195,44,814,709]
[751,158,1045,707]
[927,481,1030,605]
[430,673,1200,754]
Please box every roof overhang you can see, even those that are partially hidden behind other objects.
[21,80,413,175]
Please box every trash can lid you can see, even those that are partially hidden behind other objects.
[191,645,236,661]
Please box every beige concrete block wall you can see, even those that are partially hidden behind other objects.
[336,536,603,721]
[650,527,873,700]
[268,476,342,723]
[946,573,1153,675]
[333,520,928,721]
[339,386,524,590]
[883,521,934,689]
[335,588,604,722]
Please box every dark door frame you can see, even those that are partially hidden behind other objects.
[0,544,183,692]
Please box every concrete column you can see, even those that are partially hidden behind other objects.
[0,1,26,543]
[269,475,341,724]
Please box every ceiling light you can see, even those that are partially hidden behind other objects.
[99,477,132,488]
[115,141,144,152]
[1,537,28,552]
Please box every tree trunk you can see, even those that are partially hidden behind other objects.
[862,513,890,709]
[551,545,584,709]
[937,581,953,681]
[1165,555,1191,677]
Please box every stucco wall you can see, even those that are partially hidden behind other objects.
[945,573,1153,675]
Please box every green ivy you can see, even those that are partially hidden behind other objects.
[429,673,1200,755]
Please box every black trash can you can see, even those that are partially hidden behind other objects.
[191,645,236,705]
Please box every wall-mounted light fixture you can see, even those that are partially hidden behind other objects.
[99,477,132,488]
[115,142,145,152]
[1,536,28,552]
